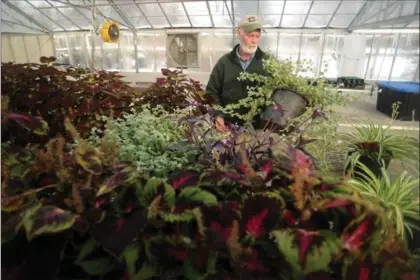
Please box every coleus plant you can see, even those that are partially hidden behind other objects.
[1,61,140,146]
[1,113,416,280]
[137,68,213,114]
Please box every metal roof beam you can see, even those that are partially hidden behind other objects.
[327,0,343,28]
[1,19,47,33]
[108,0,136,30]
[302,0,314,28]
[206,0,214,28]
[181,1,193,28]
[2,0,51,32]
[224,0,233,26]
[25,0,68,31]
[347,0,372,29]
[357,1,400,25]
[133,2,153,28]
[157,2,172,28]
[278,0,287,27]
[349,14,420,30]
[46,0,82,30]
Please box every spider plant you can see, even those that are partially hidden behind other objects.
[341,120,419,177]
[346,161,420,244]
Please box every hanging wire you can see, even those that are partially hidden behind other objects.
[90,0,97,71]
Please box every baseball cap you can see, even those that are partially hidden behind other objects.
[238,15,263,32]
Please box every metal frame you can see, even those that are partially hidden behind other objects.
[25,0,68,31]
[2,0,52,32]
[349,14,420,30]
[302,1,314,28]
[181,1,193,28]
[388,33,401,80]
[45,0,82,30]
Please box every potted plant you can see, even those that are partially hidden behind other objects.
[2,112,417,280]
[345,161,420,248]
[341,120,419,178]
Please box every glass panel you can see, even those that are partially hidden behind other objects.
[140,4,164,17]
[336,1,365,14]
[167,16,191,27]
[103,44,120,71]
[1,22,41,34]
[208,1,230,16]
[401,1,418,16]
[211,32,233,64]
[68,34,88,68]
[198,32,212,72]
[371,34,397,55]
[390,55,418,81]
[258,1,284,15]
[94,0,129,28]
[259,32,278,55]
[137,32,155,72]
[283,1,312,15]
[155,33,167,72]
[116,4,144,18]
[190,16,212,27]
[262,15,280,27]
[184,1,209,15]
[407,19,420,27]
[233,1,257,16]
[396,34,420,56]
[365,54,393,80]
[300,34,323,53]
[320,35,344,78]
[278,34,300,60]
[160,2,186,16]
[213,15,232,27]
[305,15,332,27]
[86,34,103,69]
[281,15,306,27]
[28,0,51,8]
[59,20,80,31]
[310,1,340,14]
[128,17,151,28]
[11,1,64,31]
[148,16,170,28]
[120,32,136,72]
[329,15,354,28]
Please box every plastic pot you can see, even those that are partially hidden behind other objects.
[347,152,392,179]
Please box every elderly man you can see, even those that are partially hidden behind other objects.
[206,15,267,132]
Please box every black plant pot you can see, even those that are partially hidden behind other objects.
[347,152,392,179]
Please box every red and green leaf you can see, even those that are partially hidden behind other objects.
[22,206,77,240]
[168,170,201,190]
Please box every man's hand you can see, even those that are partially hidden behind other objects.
[215,116,228,133]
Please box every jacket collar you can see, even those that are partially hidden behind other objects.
[229,44,264,61]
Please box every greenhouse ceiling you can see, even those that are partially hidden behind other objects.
[1,0,419,34]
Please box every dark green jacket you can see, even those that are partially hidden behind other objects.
[206,44,268,126]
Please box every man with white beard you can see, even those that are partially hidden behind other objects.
[206,15,268,132]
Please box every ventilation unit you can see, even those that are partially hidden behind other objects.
[166,33,199,68]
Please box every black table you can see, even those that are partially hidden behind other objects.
[376,81,420,121]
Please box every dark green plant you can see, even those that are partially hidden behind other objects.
[1,113,416,280]
[1,61,140,146]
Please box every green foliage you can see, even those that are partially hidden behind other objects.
[346,161,420,242]
[214,55,349,122]
[342,120,420,173]
[88,105,199,178]
[1,61,140,145]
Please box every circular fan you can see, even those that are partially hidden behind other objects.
[168,34,198,67]
[101,20,120,43]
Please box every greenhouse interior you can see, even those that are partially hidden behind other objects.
[1,0,420,279]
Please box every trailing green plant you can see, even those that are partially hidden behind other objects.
[213,55,349,124]
[137,68,212,114]
[345,161,420,244]
[1,61,140,146]
[87,105,201,178]
[1,113,417,280]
